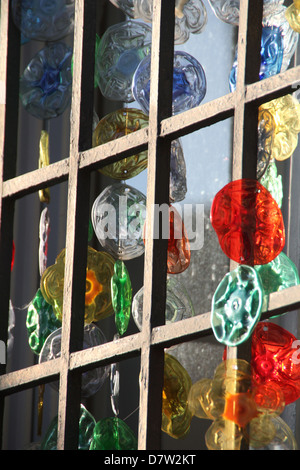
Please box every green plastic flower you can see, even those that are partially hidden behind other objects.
[211,265,265,346]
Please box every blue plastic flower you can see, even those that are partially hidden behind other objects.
[229,25,283,91]
[12,0,75,42]
[132,51,206,115]
[20,42,72,119]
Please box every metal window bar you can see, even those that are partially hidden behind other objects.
[0,0,300,450]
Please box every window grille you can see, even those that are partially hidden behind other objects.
[0,0,300,450]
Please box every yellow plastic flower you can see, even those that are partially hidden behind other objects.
[162,353,193,439]
[40,246,115,323]
[188,359,285,450]
[260,95,300,161]
[92,108,149,180]
[286,2,300,33]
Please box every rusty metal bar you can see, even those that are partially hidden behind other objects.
[232,0,263,182]
[227,0,263,450]
[138,0,175,450]
[2,159,70,199]
[56,0,95,450]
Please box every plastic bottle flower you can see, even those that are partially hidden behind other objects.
[208,1,284,27]
[286,1,300,33]
[92,108,149,181]
[109,0,207,45]
[132,275,194,330]
[132,51,206,115]
[229,25,284,91]
[41,404,96,450]
[39,324,110,398]
[40,246,115,323]
[12,0,75,42]
[263,3,299,73]
[251,321,300,405]
[89,417,137,450]
[26,288,61,355]
[210,179,285,266]
[254,252,299,299]
[208,0,240,25]
[162,353,193,439]
[250,415,298,450]
[228,3,298,89]
[95,20,152,103]
[91,182,147,260]
[211,265,266,347]
[20,42,72,120]
[188,359,285,450]
[259,95,300,162]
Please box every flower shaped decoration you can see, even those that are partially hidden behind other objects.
[286,1,300,33]
[260,95,300,162]
[208,0,240,25]
[92,107,187,201]
[229,25,283,91]
[263,3,299,73]
[92,108,149,181]
[249,415,298,450]
[12,0,75,42]
[95,20,152,102]
[162,353,193,439]
[19,42,72,120]
[91,182,147,261]
[41,404,96,450]
[254,252,299,299]
[132,275,194,330]
[89,417,137,450]
[26,288,61,355]
[188,359,285,450]
[132,51,206,115]
[211,265,265,347]
[210,179,285,266]
[259,26,284,81]
[228,3,298,89]
[40,246,115,323]
[39,324,110,398]
[251,321,300,405]
[208,0,284,26]
[109,0,207,45]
